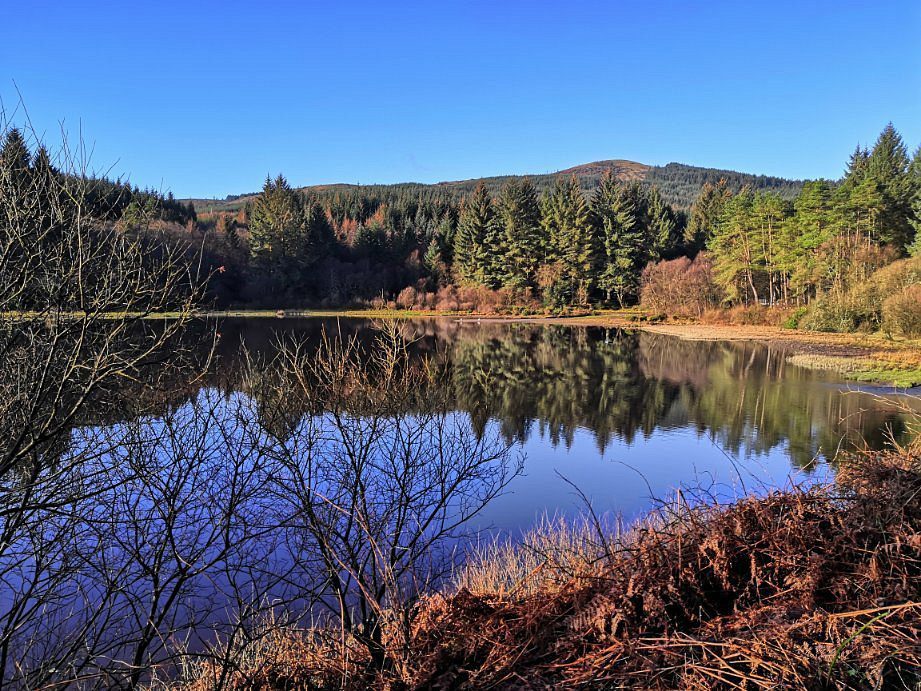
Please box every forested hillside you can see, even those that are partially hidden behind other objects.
[11,122,913,324]
[178,124,918,320]
[187,158,803,213]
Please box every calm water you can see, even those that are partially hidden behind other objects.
[193,317,918,534]
[9,316,919,679]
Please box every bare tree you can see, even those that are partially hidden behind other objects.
[0,113,208,687]
[0,113,520,689]
[247,323,521,679]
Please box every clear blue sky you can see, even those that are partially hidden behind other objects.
[3,0,919,199]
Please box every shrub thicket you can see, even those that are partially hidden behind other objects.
[639,253,722,318]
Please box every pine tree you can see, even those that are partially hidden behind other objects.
[709,187,762,304]
[453,183,495,285]
[686,179,731,251]
[591,172,644,306]
[496,178,542,289]
[782,180,838,301]
[751,192,789,304]
[908,146,921,256]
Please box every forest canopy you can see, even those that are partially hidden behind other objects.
[180,124,918,318]
[6,122,916,321]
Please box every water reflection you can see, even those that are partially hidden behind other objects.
[210,318,918,470]
[4,318,918,686]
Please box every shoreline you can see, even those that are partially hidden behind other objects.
[191,309,921,387]
[9,307,917,387]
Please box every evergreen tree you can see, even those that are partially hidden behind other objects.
[751,191,789,304]
[496,178,543,289]
[709,187,762,304]
[908,146,921,256]
[248,175,313,294]
[645,185,680,257]
[453,183,495,285]
[686,179,731,252]
[304,199,335,254]
[423,236,447,285]
[0,128,32,200]
[783,179,838,301]
[865,123,913,250]
[591,172,644,306]
[543,177,596,304]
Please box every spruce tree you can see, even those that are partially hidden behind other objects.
[423,236,447,285]
[453,183,495,285]
[304,199,335,255]
[645,185,679,257]
[591,172,643,306]
[496,178,542,289]
[686,179,731,251]
[249,175,312,295]
[865,123,913,250]
[544,177,596,304]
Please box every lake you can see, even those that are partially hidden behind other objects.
[189,317,918,534]
[6,315,920,682]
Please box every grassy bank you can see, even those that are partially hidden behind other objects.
[171,450,921,690]
[787,353,921,388]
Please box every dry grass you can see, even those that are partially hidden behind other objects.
[455,514,628,599]
[409,451,921,690]
[167,451,921,690]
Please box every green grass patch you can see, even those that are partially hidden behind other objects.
[787,353,921,387]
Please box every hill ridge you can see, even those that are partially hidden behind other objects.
[186,158,804,212]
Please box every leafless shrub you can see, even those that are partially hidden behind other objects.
[0,112,212,687]
[640,253,722,318]
[242,322,521,680]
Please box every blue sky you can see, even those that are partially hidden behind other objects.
[2,1,919,198]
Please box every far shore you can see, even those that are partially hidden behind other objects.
[7,307,920,387]
[192,308,921,388]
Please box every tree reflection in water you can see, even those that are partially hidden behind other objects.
[213,318,916,470]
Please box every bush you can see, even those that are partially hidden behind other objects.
[640,253,722,318]
[804,255,921,333]
[868,254,921,296]
[800,293,864,332]
[395,286,417,310]
[434,285,460,312]
[882,284,921,338]
[783,306,809,329]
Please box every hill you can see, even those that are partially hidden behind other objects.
[185,159,804,213]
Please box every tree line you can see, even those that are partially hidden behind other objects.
[698,123,920,308]
[197,123,918,315]
[200,171,690,308]
[0,128,197,230]
[10,118,915,317]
